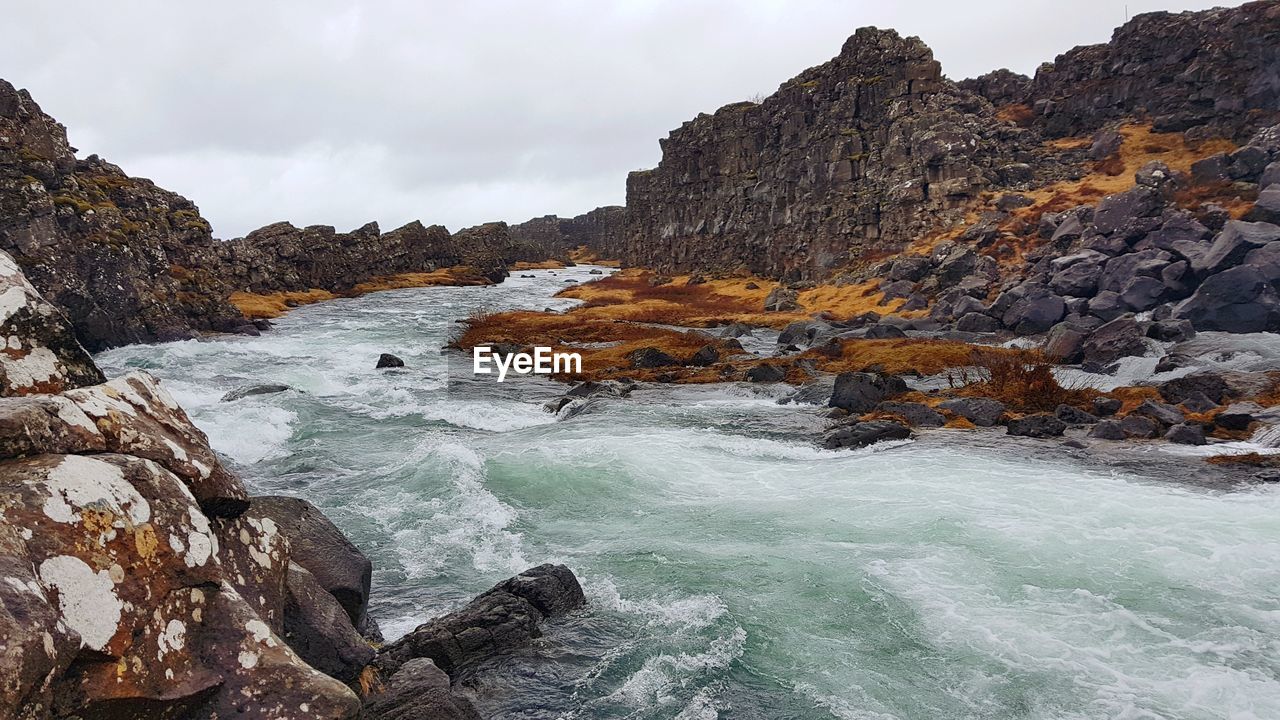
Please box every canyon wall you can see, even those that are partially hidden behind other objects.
[624,2,1280,280]
[622,28,1038,280]
[510,206,626,260]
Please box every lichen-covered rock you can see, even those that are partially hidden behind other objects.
[64,371,249,517]
[0,250,103,395]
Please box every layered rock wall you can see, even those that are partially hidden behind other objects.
[622,28,1036,280]
[510,206,626,260]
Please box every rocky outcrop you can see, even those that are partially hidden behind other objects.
[983,1,1280,140]
[509,206,626,260]
[624,27,1038,280]
[0,80,247,351]
[0,249,588,718]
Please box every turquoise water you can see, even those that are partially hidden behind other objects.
[97,266,1280,719]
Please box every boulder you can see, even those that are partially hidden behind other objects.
[688,345,721,367]
[886,256,933,282]
[1120,276,1168,312]
[875,401,945,427]
[1092,396,1123,416]
[1131,399,1185,427]
[1191,220,1280,277]
[376,353,405,369]
[1217,401,1264,431]
[1146,319,1196,342]
[745,363,787,383]
[250,497,373,630]
[1244,186,1280,225]
[1087,291,1127,322]
[375,564,585,676]
[1055,404,1099,424]
[1079,315,1147,366]
[1159,373,1230,404]
[628,347,680,369]
[823,420,912,449]
[1173,265,1280,333]
[1119,414,1162,438]
[361,658,482,720]
[1245,242,1280,287]
[1044,322,1087,363]
[1165,423,1207,445]
[1049,251,1107,296]
[282,562,376,684]
[865,323,907,339]
[1178,391,1219,414]
[829,372,909,413]
[956,312,1002,333]
[1006,413,1067,438]
[1092,186,1163,235]
[1001,287,1067,335]
[1088,419,1127,440]
[764,286,799,312]
[938,397,1006,426]
[1098,250,1173,294]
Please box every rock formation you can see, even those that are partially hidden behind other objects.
[0,80,248,351]
[623,27,1041,280]
[966,1,1280,140]
[0,248,586,718]
[510,206,626,260]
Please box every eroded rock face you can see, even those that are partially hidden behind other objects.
[509,206,626,260]
[0,80,247,352]
[0,250,103,395]
[624,27,1035,280]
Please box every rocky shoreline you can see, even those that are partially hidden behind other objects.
[0,249,587,718]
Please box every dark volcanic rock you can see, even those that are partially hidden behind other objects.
[1092,396,1123,416]
[1080,316,1147,366]
[362,658,482,720]
[508,206,625,261]
[376,564,585,676]
[1088,419,1127,440]
[745,363,787,382]
[1174,265,1280,333]
[1165,423,1207,445]
[1006,413,1066,438]
[1159,373,1230,404]
[823,419,912,449]
[1131,399,1185,427]
[1056,404,1099,424]
[938,397,1006,426]
[221,383,292,402]
[829,372,909,413]
[1119,414,1162,439]
[876,400,945,427]
[250,496,374,630]
[282,562,376,684]
[376,353,406,369]
[624,27,1032,280]
[1218,402,1264,431]
[628,347,681,369]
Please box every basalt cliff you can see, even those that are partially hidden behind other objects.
[621,2,1280,281]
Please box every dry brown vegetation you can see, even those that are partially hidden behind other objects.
[230,289,337,319]
[511,260,569,270]
[1206,453,1280,468]
[950,348,1097,413]
[230,267,493,319]
[568,245,621,266]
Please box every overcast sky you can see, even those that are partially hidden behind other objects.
[2,1,1242,239]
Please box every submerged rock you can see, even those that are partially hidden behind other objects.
[376,353,406,369]
[221,383,293,402]
[823,419,912,449]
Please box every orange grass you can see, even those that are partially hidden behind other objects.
[229,289,336,319]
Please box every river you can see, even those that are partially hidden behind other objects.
[96,265,1280,720]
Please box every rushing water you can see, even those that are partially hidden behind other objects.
[97,266,1280,720]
